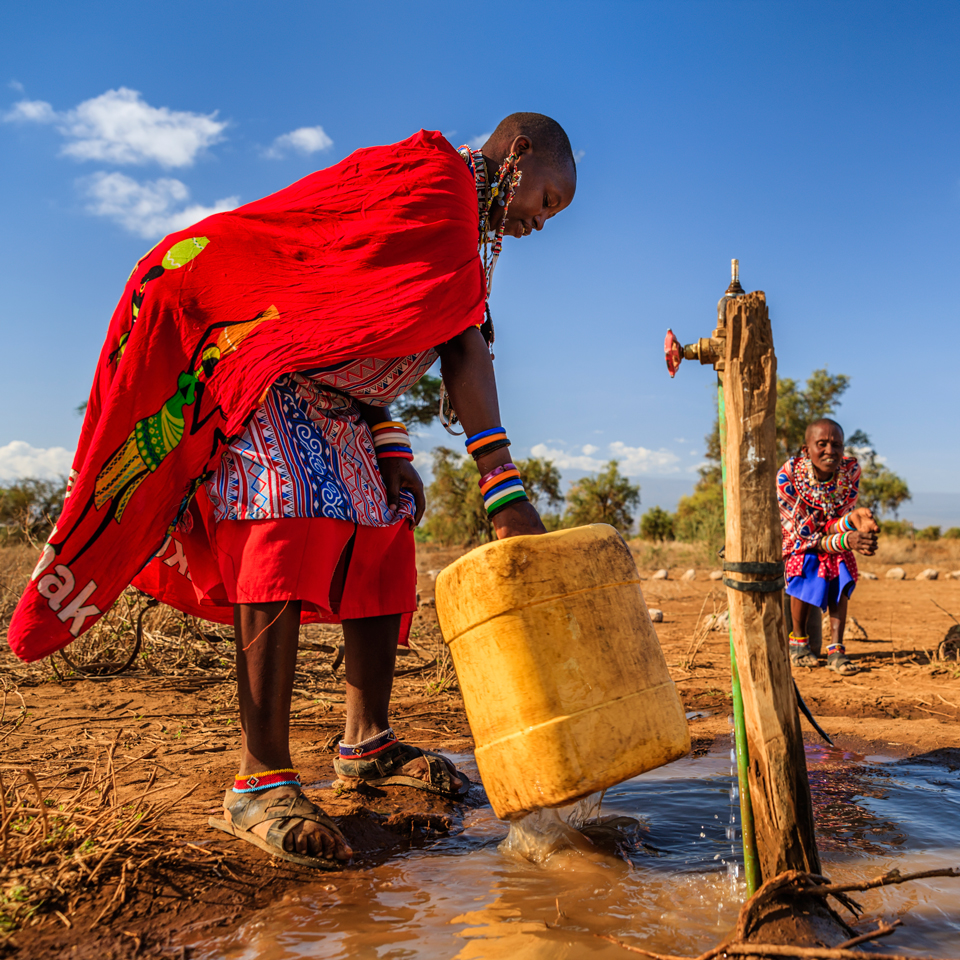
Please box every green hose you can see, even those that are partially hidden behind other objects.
[718,381,761,894]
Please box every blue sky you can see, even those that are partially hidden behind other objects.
[2,1,958,522]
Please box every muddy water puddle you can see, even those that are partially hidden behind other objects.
[194,745,960,959]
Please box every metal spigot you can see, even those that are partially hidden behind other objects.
[665,259,743,377]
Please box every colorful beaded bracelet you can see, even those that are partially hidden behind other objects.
[465,427,509,459]
[371,420,413,461]
[233,769,302,794]
[482,472,528,517]
[338,727,398,759]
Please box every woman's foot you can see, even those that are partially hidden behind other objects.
[218,784,353,864]
[334,732,469,800]
[826,643,858,675]
[789,633,820,668]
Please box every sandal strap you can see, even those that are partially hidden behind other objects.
[334,740,457,793]
[226,788,346,843]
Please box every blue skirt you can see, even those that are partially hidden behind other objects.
[785,553,855,611]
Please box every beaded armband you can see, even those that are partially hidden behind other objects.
[371,421,413,461]
[466,427,510,461]
[233,769,301,794]
[820,532,852,554]
[478,461,528,517]
[825,513,857,535]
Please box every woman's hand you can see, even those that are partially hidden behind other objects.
[379,458,425,526]
[849,507,880,534]
[492,500,547,539]
[847,529,878,556]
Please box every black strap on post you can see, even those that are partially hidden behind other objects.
[723,577,785,593]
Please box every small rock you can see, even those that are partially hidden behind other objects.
[886,567,906,580]
[680,569,696,582]
[652,569,669,580]
[860,571,878,580]
[426,568,442,580]
[708,570,724,581]
[916,568,939,581]
[951,570,960,580]
[648,608,664,622]
[705,610,730,631]
[419,596,436,608]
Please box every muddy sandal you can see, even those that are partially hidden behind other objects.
[209,789,349,869]
[826,643,859,676]
[334,730,470,801]
[789,633,820,668]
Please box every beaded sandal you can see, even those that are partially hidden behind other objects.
[789,632,820,668]
[209,786,349,869]
[826,643,859,676]
[333,730,470,801]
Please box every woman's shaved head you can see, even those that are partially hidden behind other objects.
[483,113,576,176]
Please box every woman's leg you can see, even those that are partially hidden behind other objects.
[342,614,463,790]
[227,600,352,860]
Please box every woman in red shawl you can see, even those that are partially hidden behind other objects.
[10,113,577,868]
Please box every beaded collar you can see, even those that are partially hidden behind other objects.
[791,455,858,513]
[457,146,512,292]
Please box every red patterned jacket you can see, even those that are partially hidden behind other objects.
[777,455,860,582]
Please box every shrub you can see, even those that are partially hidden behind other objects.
[639,506,675,542]
[943,527,960,540]
[916,525,941,542]
[879,519,914,538]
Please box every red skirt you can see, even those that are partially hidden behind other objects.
[212,516,416,618]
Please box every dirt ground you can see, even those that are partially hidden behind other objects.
[1,538,959,958]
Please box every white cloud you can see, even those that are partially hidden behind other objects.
[530,441,681,476]
[0,442,74,482]
[8,80,25,93]
[573,149,585,163]
[468,131,492,150]
[82,172,238,239]
[4,88,226,168]
[265,125,333,159]
[5,98,56,122]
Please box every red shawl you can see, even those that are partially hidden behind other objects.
[9,130,485,662]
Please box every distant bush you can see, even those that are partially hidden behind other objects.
[1,478,67,545]
[674,480,724,551]
[639,506,675,542]
[916,525,941,542]
[943,527,960,540]
[879,520,914,538]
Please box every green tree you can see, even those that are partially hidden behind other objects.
[563,460,640,535]
[676,368,907,545]
[0,478,67,544]
[846,430,911,518]
[640,505,675,542]
[393,374,442,428]
[775,368,850,461]
[422,449,562,545]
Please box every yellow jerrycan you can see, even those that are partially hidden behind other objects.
[435,523,690,819]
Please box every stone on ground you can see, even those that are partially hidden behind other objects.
[916,568,939,580]
[648,608,664,622]
[652,569,668,580]
[861,571,878,580]
[708,570,724,580]
[680,569,696,581]
[886,567,906,580]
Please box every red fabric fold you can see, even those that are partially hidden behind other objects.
[9,130,482,662]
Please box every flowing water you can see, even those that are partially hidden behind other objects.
[192,739,960,959]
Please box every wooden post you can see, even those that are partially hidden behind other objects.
[720,291,821,880]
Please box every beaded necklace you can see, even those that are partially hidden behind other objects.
[457,145,522,294]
